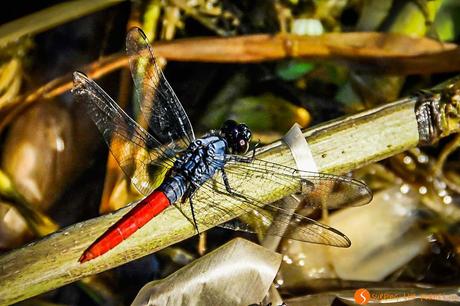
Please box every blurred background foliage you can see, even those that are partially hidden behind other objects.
[0,0,460,305]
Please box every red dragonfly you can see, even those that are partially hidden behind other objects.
[72,28,372,263]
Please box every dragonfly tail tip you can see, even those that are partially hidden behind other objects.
[79,251,95,263]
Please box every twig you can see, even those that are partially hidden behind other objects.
[1,32,459,132]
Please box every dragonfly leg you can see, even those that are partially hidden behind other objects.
[226,142,258,163]
[221,168,233,193]
[183,184,200,234]
[221,169,250,201]
[226,152,255,164]
[173,203,195,227]
[188,193,200,234]
[251,140,260,156]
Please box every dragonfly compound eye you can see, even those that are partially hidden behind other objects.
[221,120,240,151]
[233,123,251,154]
[237,124,251,142]
[237,139,249,154]
[221,120,237,136]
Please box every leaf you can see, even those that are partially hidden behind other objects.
[276,60,315,81]
[131,238,281,306]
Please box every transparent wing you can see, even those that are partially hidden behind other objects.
[72,72,174,196]
[223,157,373,209]
[187,173,353,247]
[179,157,371,246]
[126,27,195,152]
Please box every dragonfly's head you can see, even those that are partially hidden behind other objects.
[220,120,252,154]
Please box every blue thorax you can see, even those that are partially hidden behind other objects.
[159,135,227,203]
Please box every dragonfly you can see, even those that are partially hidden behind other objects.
[73,27,372,263]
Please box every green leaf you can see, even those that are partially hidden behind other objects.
[276,60,315,81]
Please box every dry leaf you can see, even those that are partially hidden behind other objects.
[132,238,282,306]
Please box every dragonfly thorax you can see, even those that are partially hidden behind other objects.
[160,135,227,203]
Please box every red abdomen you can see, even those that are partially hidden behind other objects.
[79,191,170,263]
